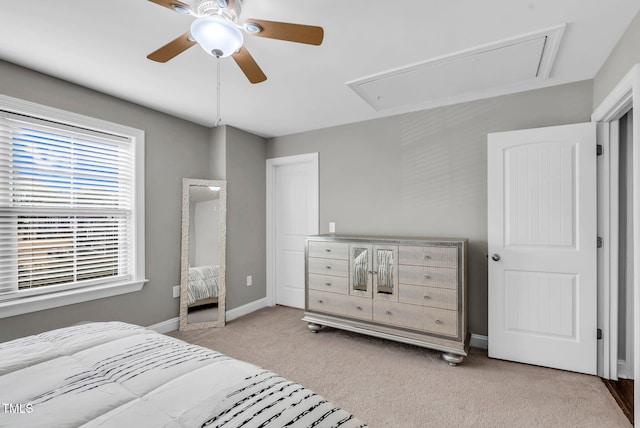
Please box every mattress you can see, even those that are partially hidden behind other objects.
[0,322,367,428]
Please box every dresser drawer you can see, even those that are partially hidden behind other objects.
[399,245,458,268]
[308,241,349,260]
[423,307,458,337]
[372,300,423,331]
[346,295,372,321]
[398,284,457,310]
[308,273,349,294]
[308,257,349,277]
[399,265,457,289]
[307,290,347,316]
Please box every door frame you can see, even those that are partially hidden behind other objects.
[265,153,319,306]
[592,64,640,411]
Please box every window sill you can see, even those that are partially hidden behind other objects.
[0,279,148,319]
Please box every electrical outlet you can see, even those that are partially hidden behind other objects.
[329,222,336,233]
[246,275,252,286]
[172,285,180,298]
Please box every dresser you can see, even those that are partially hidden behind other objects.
[302,235,469,365]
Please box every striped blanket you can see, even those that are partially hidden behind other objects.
[0,322,367,428]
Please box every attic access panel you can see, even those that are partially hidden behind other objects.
[347,24,565,112]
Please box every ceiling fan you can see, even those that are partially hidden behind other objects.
[147,0,324,84]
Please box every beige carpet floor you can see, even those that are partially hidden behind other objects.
[168,305,630,428]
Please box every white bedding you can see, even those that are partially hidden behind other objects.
[0,322,367,428]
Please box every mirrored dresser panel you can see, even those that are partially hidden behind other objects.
[303,234,469,365]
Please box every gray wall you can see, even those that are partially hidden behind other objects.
[224,126,267,310]
[0,60,211,342]
[593,10,640,109]
[267,80,594,336]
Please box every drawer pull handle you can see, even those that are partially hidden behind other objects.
[325,249,331,252]
[424,255,431,260]
[423,275,431,280]
[423,295,431,300]
[317,299,323,304]
[356,305,362,310]
[325,266,331,270]
[385,310,392,315]
[435,319,442,324]
[325,282,332,286]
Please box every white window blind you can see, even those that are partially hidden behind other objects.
[0,112,134,297]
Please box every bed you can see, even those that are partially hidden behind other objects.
[0,322,367,428]
[187,265,219,308]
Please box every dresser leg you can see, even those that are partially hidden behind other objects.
[307,323,324,333]
[442,352,464,366]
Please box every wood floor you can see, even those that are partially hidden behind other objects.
[603,378,634,424]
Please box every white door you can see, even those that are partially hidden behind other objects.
[267,154,318,308]
[488,122,597,375]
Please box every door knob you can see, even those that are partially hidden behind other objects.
[491,253,501,261]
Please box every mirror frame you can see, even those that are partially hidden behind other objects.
[179,178,227,331]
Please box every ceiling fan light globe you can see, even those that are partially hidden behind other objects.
[190,16,244,58]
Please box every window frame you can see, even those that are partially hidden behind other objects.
[0,94,147,318]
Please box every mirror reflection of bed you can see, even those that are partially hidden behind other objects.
[180,179,226,331]
[187,265,219,324]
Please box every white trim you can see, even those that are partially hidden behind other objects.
[596,121,620,380]
[148,317,179,334]
[591,64,640,415]
[266,153,319,307]
[226,297,269,322]
[0,93,144,139]
[470,334,488,350]
[0,93,147,318]
[0,279,147,318]
[618,359,632,379]
[592,69,636,123]
[150,298,270,333]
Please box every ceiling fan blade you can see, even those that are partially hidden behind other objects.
[148,0,193,14]
[244,19,324,45]
[232,47,267,84]
[147,32,197,63]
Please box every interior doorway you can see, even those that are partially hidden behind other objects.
[618,110,635,381]
[604,109,635,424]
[592,65,639,424]
[266,153,319,308]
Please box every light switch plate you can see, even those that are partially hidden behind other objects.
[172,285,180,298]
[329,222,336,233]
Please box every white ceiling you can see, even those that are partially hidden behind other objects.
[0,0,638,138]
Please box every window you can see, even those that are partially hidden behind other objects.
[0,95,145,317]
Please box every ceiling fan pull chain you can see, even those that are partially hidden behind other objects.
[216,57,222,126]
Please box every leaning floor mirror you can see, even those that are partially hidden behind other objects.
[179,178,226,331]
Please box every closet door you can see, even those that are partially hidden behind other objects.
[488,122,597,375]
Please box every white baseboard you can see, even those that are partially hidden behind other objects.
[157,302,484,350]
[147,298,270,334]
[226,297,270,322]
[148,317,179,334]
[470,333,488,349]
[617,359,634,379]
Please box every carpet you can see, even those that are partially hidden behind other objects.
[168,305,630,428]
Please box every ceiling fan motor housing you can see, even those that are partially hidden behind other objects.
[197,0,241,22]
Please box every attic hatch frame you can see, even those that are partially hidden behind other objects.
[592,64,640,417]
